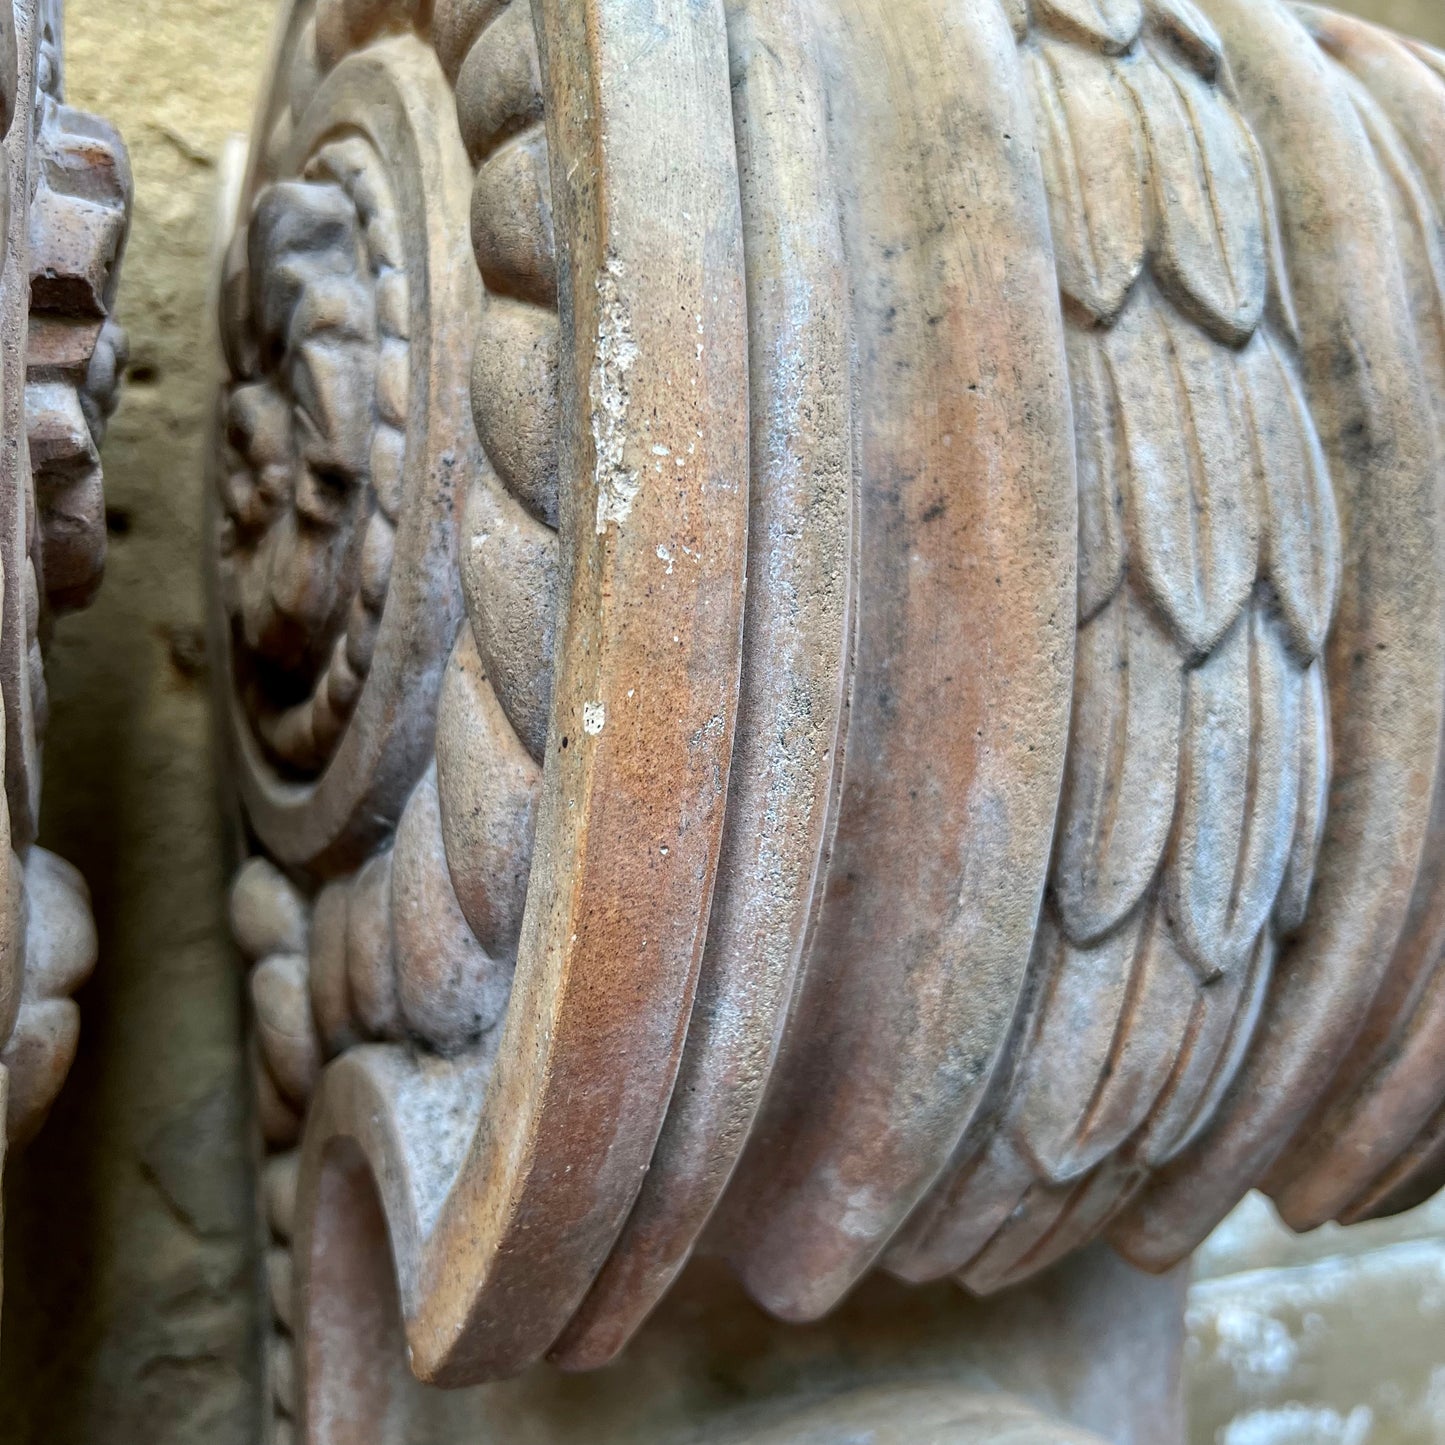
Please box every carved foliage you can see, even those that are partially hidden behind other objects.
[26,14,130,616]
[0,0,126,1153]
[217,144,405,778]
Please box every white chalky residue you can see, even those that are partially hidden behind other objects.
[591,259,641,534]
[583,702,606,736]
[817,1164,895,1245]
[657,543,674,575]
[691,713,725,750]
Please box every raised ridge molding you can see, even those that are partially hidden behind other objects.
[207,2,1445,1439]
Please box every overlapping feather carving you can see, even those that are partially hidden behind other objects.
[887,0,1340,1293]
[226,1,1445,1383]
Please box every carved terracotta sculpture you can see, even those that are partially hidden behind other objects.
[209,0,1445,1440]
[0,0,130,1299]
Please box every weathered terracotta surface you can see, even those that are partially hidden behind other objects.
[0,0,129,1306]
[207,1,1445,1440]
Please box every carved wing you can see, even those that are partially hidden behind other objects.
[1113,0,1445,1268]
[880,0,1339,1295]
[217,3,1445,1429]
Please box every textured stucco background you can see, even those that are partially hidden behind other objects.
[0,1,1440,1443]
[0,3,276,1441]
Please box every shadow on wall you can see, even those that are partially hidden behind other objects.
[0,1,277,1443]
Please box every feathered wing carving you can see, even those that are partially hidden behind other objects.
[215,2,1445,1422]
[887,0,1341,1294]
[1113,0,1445,1268]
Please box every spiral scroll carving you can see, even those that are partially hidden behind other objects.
[212,0,1445,1439]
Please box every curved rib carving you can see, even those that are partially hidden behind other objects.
[209,2,1445,1439]
[1251,3,1445,1235]
[708,0,1075,1329]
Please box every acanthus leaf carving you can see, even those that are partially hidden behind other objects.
[0,0,129,1176]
